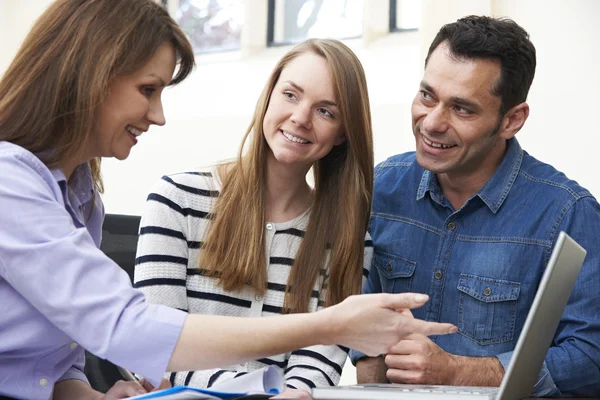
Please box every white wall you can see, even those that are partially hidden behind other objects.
[0,0,53,73]
[493,0,600,196]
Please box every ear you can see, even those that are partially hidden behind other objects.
[498,102,529,140]
[334,132,346,146]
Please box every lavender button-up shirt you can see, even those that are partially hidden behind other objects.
[0,142,187,399]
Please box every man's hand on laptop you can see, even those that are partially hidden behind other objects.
[384,334,505,386]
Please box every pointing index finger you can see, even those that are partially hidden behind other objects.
[405,318,458,336]
[383,293,430,310]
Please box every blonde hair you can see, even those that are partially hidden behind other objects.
[0,0,194,192]
[200,39,374,313]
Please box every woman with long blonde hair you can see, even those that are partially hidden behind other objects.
[136,39,374,397]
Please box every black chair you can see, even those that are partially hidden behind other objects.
[99,213,141,282]
[84,213,141,392]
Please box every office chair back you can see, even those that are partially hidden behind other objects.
[99,213,141,282]
[84,213,141,392]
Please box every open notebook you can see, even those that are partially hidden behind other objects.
[126,365,284,399]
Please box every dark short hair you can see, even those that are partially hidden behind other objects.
[425,15,536,114]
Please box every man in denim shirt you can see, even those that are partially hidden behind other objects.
[350,16,600,397]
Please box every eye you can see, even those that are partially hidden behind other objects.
[317,107,334,119]
[420,90,433,102]
[283,91,297,100]
[141,86,156,98]
[453,105,473,115]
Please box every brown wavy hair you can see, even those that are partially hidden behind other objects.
[200,39,374,313]
[0,0,194,192]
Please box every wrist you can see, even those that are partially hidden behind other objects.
[313,306,337,346]
[53,379,103,400]
[446,353,462,385]
[357,356,387,384]
[447,355,505,386]
[87,388,104,400]
[490,356,505,385]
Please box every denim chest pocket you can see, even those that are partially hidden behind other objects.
[373,251,417,293]
[457,274,520,345]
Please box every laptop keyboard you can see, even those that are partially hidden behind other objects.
[368,384,499,396]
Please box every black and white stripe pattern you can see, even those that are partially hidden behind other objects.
[134,166,373,393]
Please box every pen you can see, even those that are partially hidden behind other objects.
[118,366,139,382]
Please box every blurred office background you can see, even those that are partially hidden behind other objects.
[1,0,598,384]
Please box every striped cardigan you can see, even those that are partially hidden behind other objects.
[133,166,372,393]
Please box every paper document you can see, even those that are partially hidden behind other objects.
[126,365,284,399]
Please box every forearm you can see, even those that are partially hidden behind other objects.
[168,293,457,373]
[448,355,504,387]
[168,312,330,372]
[356,356,387,384]
[53,379,102,400]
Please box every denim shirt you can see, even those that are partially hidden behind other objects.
[350,138,600,397]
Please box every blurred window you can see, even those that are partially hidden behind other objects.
[174,0,244,53]
[390,0,421,31]
[268,0,364,45]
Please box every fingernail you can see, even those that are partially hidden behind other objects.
[415,294,428,302]
[450,326,458,333]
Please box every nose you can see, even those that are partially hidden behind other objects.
[147,98,166,126]
[290,102,312,130]
[422,105,449,134]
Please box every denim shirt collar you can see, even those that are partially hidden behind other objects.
[416,137,524,213]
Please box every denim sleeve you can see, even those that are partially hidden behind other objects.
[349,259,384,365]
[539,196,600,397]
[499,197,600,397]
[496,197,600,397]
[495,197,600,397]
[496,353,559,397]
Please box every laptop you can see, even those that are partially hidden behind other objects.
[312,231,586,400]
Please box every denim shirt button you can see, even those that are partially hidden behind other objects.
[435,270,443,280]
[387,261,393,271]
[483,287,492,296]
[447,222,457,230]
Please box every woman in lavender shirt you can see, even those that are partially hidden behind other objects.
[0,0,456,399]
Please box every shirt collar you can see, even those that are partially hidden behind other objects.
[50,162,95,205]
[416,138,523,213]
[476,137,523,213]
[416,169,437,202]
